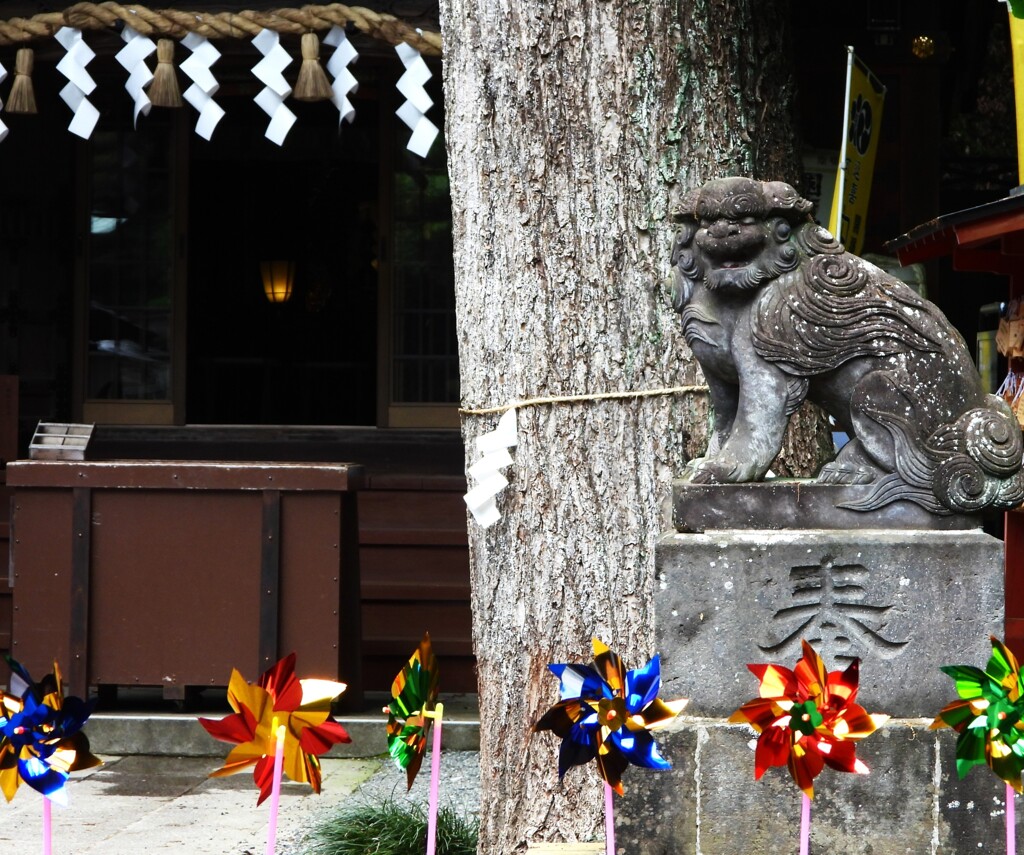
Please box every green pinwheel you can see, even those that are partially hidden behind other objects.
[385,632,439,789]
[932,636,1024,791]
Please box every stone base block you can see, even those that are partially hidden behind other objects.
[655,528,1003,718]
[618,720,1018,855]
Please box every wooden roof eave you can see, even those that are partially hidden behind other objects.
[886,192,1024,272]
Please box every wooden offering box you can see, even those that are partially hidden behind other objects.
[7,460,363,707]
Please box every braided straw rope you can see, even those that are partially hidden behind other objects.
[459,385,710,416]
[0,3,442,55]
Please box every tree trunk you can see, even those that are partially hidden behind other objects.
[438,1,823,850]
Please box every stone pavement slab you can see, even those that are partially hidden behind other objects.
[0,755,381,854]
[0,751,483,854]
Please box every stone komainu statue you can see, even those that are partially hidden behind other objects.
[670,176,1024,515]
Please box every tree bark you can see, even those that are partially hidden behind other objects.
[438,1,823,850]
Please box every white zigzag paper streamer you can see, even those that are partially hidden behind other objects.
[323,26,358,126]
[0,62,9,142]
[180,32,225,140]
[251,28,296,146]
[463,409,518,527]
[115,26,156,127]
[394,42,439,158]
[55,27,100,139]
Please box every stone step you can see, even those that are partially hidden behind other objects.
[85,693,481,757]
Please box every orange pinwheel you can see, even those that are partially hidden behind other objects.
[729,640,888,797]
[199,653,351,804]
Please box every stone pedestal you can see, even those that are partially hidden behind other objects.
[617,720,1021,855]
[618,481,1007,852]
[656,527,1002,718]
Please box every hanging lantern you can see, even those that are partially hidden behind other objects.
[261,260,295,303]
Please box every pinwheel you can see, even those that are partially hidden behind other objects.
[535,638,687,794]
[384,633,445,855]
[198,653,350,805]
[729,640,887,855]
[0,657,102,855]
[0,656,101,805]
[932,636,1024,855]
[534,639,687,855]
[932,635,1024,788]
[385,631,439,790]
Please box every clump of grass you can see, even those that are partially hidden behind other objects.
[304,800,478,855]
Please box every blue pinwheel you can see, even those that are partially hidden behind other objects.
[533,638,688,794]
[0,657,101,803]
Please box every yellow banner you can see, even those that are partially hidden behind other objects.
[828,53,886,255]
[1009,10,1024,183]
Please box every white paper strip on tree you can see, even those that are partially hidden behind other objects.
[180,32,225,140]
[251,28,296,146]
[323,25,358,126]
[115,26,156,126]
[394,42,439,157]
[55,27,100,139]
[0,62,9,142]
[463,408,518,527]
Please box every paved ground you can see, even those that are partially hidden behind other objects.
[0,752,482,854]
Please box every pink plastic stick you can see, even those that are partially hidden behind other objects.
[265,724,286,855]
[426,704,444,855]
[604,782,616,855]
[1008,782,1017,855]
[42,796,52,855]
[800,793,811,855]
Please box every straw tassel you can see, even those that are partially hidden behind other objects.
[149,38,182,107]
[293,32,333,102]
[7,48,36,114]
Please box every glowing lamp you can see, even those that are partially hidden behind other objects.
[261,260,295,303]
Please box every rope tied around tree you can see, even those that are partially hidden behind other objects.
[0,3,442,56]
[458,385,711,416]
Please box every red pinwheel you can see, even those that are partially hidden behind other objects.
[199,653,351,804]
[534,638,688,795]
[729,639,888,797]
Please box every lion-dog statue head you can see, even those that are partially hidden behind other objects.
[670,176,1023,515]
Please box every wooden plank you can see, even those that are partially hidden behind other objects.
[6,460,364,492]
[358,490,468,535]
[957,208,1024,249]
[68,487,91,699]
[258,490,281,674]
[363,656,476,694]
[338,493,363,710]
[360,529,467,546]
[362,582,469,601]
[361,638,474,657]
[0,376,16,468]
[360,545,469,588]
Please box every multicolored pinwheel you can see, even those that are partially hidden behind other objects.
[533,638,688,795]
[0,657,101,804]
[385,632,439,790]
[729,639,888,798]
[931,635,1024,791]
[199,653,351,804]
